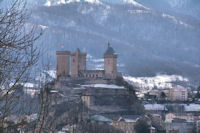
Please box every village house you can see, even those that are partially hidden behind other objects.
[112,115,155,133]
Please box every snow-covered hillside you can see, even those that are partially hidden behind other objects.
[124,74,189,89]
[1,0,200,82]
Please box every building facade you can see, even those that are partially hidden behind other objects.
[104,43,117,78]
[168,85,188,101]
[56,51,71,77]
[56,43,121,80]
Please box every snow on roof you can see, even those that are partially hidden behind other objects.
[90,115,113,123]
[50,90,59,93]
[144,104,166,111]
[118,115,143,122]
[82,84,125,89]
[149,126,156,130]
[73,87,86,90]
[144,103,200,112]
[184,104,200,112]
[58,131,65,133]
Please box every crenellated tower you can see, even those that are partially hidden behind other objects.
[56,51,71,77]
[104,42,117,79]
[71,48,87,77]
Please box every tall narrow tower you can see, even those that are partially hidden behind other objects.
[56,51,71,78]
[104,42,117,78]
[71,48,87,77]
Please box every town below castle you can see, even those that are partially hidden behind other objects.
[1,1,200,133]
[54,43,200,133]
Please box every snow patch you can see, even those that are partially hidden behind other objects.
[168,0,188,8]
[144,104,166,111]
[44,0,51,6]
[66,0,81,4]
[44,0,81,6]
[184,104,200,112]
[94,64,104,70]
[91,115,113,122]
[35,70,56,83]
[144,104,200,112]
[23,83,36,88]
[39,25,48,30]
[44,0,102,6]
[123,0,149,10]
[79,6,94,14]
[45,70,56,79]
[162,13,191,27]
[82,84,125,89]
[128,10,150,14]
[92,58,104,63]
[57,0,67,5]
[124,74,188,89]
[86,54,104,70]
[50,90,59,93]
[85,0,102,5]
[23,88,40,97]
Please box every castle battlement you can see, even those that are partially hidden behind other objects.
[56,51,71,55]
[56,43,121,81]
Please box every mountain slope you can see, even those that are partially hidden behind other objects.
[29,1,200,81]
[1,0,200,81]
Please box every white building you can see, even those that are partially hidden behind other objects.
[168,85,188,101]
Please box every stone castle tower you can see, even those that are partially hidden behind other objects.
[71,48,87,77]
[104,43,117,78]
[56,51,71,77]
[56,43,121,80]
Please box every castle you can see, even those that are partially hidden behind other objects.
[56,43,122,81]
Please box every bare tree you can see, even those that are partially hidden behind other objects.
[0,0,42,132]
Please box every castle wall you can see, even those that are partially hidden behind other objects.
[57,77,110,84]
[82,87,130,107]
[56,51,70,77]
[80,70,105,78]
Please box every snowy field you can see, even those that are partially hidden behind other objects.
[144,103,200,112]
[124,74,189,89]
